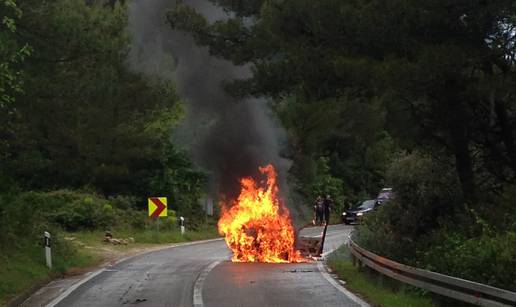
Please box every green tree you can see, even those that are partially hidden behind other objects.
[169,0,516,202]
[170,0,398,200]
[0,0,186,197]
[0,0,31,158]
[149,146,207,224]
[0,0,30,107]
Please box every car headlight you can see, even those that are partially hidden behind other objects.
[357,212,364,216]
[342,212,346,216]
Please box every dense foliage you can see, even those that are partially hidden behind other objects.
[0,3,210,294]
[169,0,516,290]
[357,152,516,290]
[0,0,207,216]
[4,1,170,195]
[0,187,144,243]
[0,0,30,104]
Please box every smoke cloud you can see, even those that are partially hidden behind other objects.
[127,0,296,208]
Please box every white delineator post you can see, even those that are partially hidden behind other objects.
[44,231,52,268]
[180,216,185,235]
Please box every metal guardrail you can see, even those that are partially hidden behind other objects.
[348,236,516,307]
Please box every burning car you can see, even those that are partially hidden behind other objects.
[218,164,305,263]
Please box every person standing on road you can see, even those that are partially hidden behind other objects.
[313,196,324,226]
[323,195,332,225]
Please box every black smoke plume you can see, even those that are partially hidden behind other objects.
[127,0,293,204]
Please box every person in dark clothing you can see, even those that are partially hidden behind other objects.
[323,195,332,225]
[313,196,324,226]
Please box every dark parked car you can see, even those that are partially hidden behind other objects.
[342,199,378,224]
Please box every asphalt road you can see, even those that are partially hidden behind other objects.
[44,224,363,307]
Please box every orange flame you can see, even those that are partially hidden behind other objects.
[218,164,304,263]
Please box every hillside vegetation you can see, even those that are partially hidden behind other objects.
[169,0,516,292]
[0,1,214,303]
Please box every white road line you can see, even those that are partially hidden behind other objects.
[44,238,224,307]
[317,261,370,307]
[193,261,221,307]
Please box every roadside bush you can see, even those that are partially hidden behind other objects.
[384,151,463,238]
[356,151,516,291]
[0,189,99,273]
[357,151,463,262]
[0,190,146,241]
[45,192,145,231]
[423,230,516,291]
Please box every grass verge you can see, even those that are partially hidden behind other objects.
[327,245,435,307]
[0,241,99,306]
[72,224,220,247]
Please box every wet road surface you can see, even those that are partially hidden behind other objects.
[46,224,362,307]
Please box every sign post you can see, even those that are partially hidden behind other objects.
[148,197,168,237]
[44,231,52,269]
[180,216,185,235]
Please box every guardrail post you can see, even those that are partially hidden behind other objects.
[44,231,52,269]
[180,216,185,235]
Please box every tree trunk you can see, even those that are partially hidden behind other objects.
[444,80,475,201]
[450,121,475,201]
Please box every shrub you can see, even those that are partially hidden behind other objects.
[422,230,516,291]
[0,190,145,241]
[356,151,516,291]
[357,151,463,262]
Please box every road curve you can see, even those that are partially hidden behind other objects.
[43,224,361,307]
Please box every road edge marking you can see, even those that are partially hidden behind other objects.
[44,238,224,307]
[193,260,221,307]
[317,258,370,307]
[45,268,105,307]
